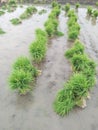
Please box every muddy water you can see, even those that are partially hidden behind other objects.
[0,6,98,130]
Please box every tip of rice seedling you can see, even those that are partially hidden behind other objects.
[55,31,64,36]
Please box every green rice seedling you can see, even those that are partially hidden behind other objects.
[29,40,47,62]
[65,40,84,59]
[51,1,58,8]
[35,29,48,43]
[10,18,22,25]
[49,8,60,18]
[48,12,56,19]
[0,10,5,16]
[9,70,32,95]
[71,54,90,72]
[92,10,98,18]
[0,28,5,34]
[36,28,47,37]
[75,2,80,9]
[20,6,37,19]
[96,2,98,6]
[68,27,80,41]
[54,88,75,116]
[8,0,17,5]
[67,17,77,27]
[67,73,89,100]
[68,30,79,40]
[69,22,80,32]
[31,6,37,13]
[64,3,70,13]
[67,9,75,17]
[13,56,38,77]
[38,9,47,15]
[68,23,80,40]
[54,73,88,116]
[53,7,61,17]
[45,23,55,37]
[82,67,96,89]
[26,7,33,15]
[45,18,58,31]
[87,6,93,15]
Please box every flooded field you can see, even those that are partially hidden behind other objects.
[0,4,98,130]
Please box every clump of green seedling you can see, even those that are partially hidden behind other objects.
[45,23,55,37]
[51,1,58,8]
[8,0,17,6]
[87,6,93,15]
[71,54,89,72]
[9,56,39,95]
[9,70,32,95]
[29,40,47,62]
[20,6,37,19]
[92,10,98,18]
[67,9,75,17]
[13,56,38,77]
[64,3,70,13]
[65,40,84,59]
[75,2,80,9]
[54,73,89,116]
[10,18,22,25]
[29,29,47,62]
[68,23,80,40]
[54,88,75,116]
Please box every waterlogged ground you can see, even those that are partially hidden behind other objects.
[0,5,98,130]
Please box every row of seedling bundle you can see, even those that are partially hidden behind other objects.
[53,9,96,116]
[29,2,61,62]
[44,2,61,37]
[67,9,80,41]
[9,2,61,95]
[10,6,37,25]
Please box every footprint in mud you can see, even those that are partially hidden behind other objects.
[91,124,98,130]
[46,74,51,78]
[47,81,56,92]
[12,114,16,119]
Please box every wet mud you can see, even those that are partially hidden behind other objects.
[0,6,98,130]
